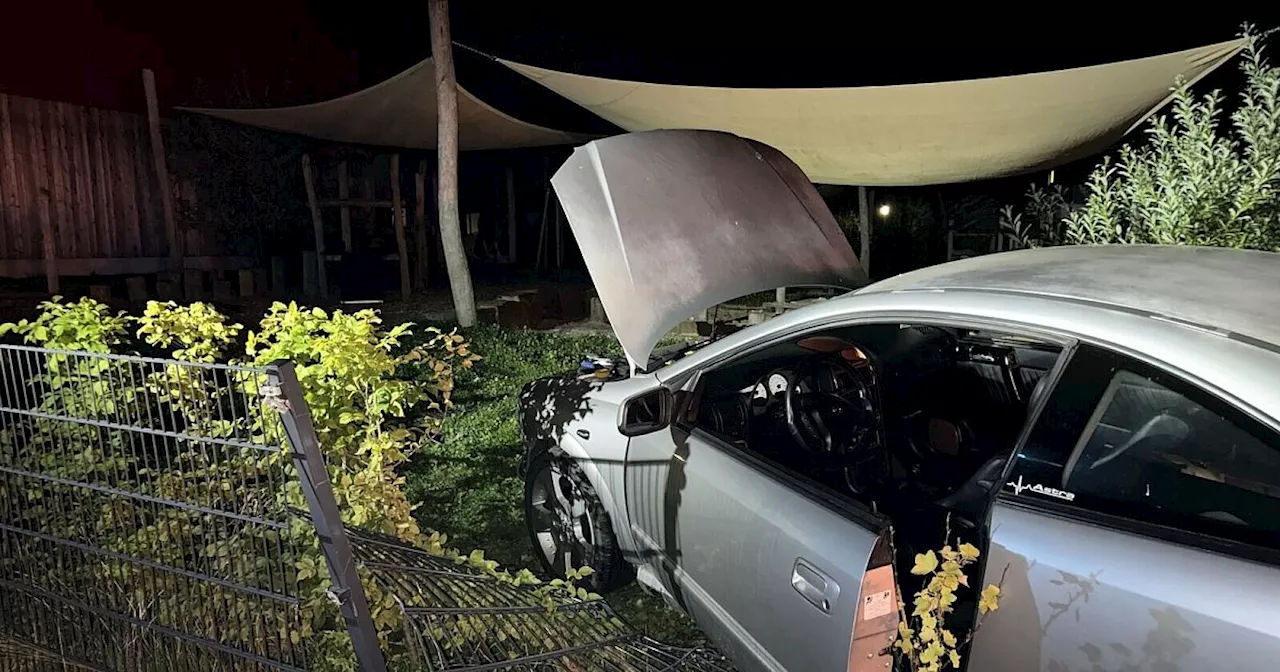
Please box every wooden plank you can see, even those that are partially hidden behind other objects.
[0,95,24,259]
[414,159,428,289]
[338,159,352,252]
[130,116,160,257]
[317,198,392,208]
[29,101,57,293]
[46,101,72,259]
[91,107,119,256]
[143,70,180,267]
[390,153,410,298]
[11,97,37,261]
[85,107,110,256]
[505,165,517,263]
[112,108,142,256]
[301,153,327,298]
[0,255,258,278]
[71,103,97,257]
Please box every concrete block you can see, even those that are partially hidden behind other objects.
[270,256,287,296]
[589,297,607,323]
[497,299,530,329]
[301,252,319,299]
[238,269,255,297]
[184,270,206,301]
[88,284,112,302]
[125,276,148,302]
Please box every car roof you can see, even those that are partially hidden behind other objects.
[857,245,1280,350]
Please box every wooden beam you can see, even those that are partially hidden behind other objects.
[0,255,258,278]
[414,159,429,289]
[390,154,410,298]
[554,200,564,269]
[429,0,476,326]
[858,185,871,278]
[142,69,181,270]
[505,165,517,263]
[317,198,392,208]
[338,159,352,252]
[301,153,327,298]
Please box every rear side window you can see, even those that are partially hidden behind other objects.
[1013,345,1280,549]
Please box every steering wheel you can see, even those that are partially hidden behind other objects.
[784,357,877,456]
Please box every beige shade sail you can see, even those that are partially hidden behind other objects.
[181,58,592,151]
[503,40,1244,186]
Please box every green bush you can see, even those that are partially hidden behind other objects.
[1003,27,1280,250]
[0,297,603,670]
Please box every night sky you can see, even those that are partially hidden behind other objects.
[5,2,1278,125]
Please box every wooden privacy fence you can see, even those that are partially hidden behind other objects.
[0,92,178,286]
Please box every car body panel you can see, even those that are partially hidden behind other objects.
[550,129,865,366]
[625,421,884,672]
[971,502,1280,671]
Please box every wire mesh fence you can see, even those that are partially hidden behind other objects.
[0,341,733,671]
[349,527,735,672]
[0,344,319,671]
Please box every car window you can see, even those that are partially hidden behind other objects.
[1063,368,1280,535]
[1012,343,1280,548]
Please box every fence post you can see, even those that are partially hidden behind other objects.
[268,361,387,672]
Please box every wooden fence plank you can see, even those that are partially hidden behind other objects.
[28,99,57,292]
[73,104,97,258]
[0,95,24,259]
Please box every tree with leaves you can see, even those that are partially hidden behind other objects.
[1003,27,1280,251]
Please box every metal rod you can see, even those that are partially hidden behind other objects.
[268,361,387,672]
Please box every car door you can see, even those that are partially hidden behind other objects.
[624,364,891,672]
[969,343,1280,671]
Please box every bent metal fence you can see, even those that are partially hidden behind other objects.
[0,344,383,672]
[0,341,730,672]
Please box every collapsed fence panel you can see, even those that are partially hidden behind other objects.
[0,345,381,672]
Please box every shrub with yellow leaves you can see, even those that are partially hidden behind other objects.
[892,523,1005,672]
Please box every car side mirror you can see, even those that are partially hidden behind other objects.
[619,387,673,437]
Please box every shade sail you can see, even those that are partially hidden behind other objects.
[181,58,592,151]
[505,40,1244,186]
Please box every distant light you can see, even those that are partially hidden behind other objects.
[877,204,891,217]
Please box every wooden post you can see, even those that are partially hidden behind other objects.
[338,159,352,252]
[414,159,429,289]
[554,200,564,269]
[390,154,411,298]
[429,0,476,326]
[858,185,871,278]
[142,70,181,273]
[505,165,517,263]
[301,154,327,298]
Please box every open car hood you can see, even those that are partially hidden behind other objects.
[552,130,866,366]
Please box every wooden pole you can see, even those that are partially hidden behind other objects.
[301,153,327,298]
[554,201,564,269]
[429,0,476,326]
[142,69,181,273]
[414,159,429,289]
[338,159,352,252]
[857,185,871,278]
[390,154,411,298]
[505,165,517,263]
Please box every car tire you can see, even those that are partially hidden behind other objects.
[523,449,632,593]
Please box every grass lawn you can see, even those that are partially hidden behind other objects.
[404,325,707,647]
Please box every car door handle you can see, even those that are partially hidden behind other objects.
[576,429,590,440]
[792,558,839,614]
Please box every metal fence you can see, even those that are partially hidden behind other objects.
[0,341,732,672]
[0,344,381,672]
[349,527,734,671]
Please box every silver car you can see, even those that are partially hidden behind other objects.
[518,130,1280,671]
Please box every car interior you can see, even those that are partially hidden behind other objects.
[687,322,1064,618]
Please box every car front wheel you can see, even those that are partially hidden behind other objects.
[523,449,631,592]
